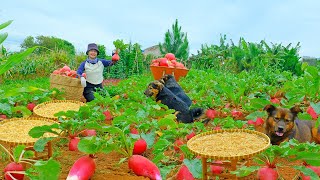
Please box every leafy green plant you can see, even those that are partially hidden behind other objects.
[159,19,189,62]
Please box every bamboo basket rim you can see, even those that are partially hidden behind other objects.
[0,117,58,145]
[33,100,85,120]
[187,128,270,160]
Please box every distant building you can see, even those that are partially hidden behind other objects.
[143,45,161,57]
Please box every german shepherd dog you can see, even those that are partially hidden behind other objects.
[159,74,192,107]
[264,104,320,145]
[144,80,204,123]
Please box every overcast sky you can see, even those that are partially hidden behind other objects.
[1,0,320,57]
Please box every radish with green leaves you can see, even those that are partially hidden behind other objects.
[67,155,96,180]
[69,137,80,151]
[128,155,162,180]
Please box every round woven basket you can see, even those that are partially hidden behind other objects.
[33,100,85,120]
[187,129,270,160]
[0,118,57,146]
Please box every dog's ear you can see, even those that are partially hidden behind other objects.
[290,105,302,117]
[153,80,164,90]
[264,104,276,116]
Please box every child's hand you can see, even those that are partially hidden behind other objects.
[80,77,87,87]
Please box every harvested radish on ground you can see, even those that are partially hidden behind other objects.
[4,162,24,180]
[247,120,256,125]
[130,127,139,134]
[210,165,224,175]
[173,139,184,151]
[133,139,147,155]
[186,131,196,140]
[270,98,280,104]
[307,106,318,119]
[206,109,217,119]
[231,110,243,118]
[103,110,113,121]
[66,155,96,180]
[27,103,36,112]
[69,137,80,151]
[255,117,264,126]
[257,167,278,180]
[128,155,162,180]
[81,129,97,137]
[176,165,194,180]
[0,114,7,119]
[112,53,120,61]
[165,53,176,60]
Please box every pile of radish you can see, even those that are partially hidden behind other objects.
[150,53,187,69]
[52,65,86,78]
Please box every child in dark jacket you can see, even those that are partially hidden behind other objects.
[77,43,117,102]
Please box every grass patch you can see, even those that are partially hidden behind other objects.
[0,77,50,91]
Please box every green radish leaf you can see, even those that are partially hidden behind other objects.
[141,132,155,148]
[246,111,266,120]
[29,124,60,138]
[230,166,260,177]
[184,158,202,178]
[11,106,32,117]
[13,145,26,162]
[34,137,54,152]
[77,136,102,154]
[250,98,271,109]
[26,158,61,180]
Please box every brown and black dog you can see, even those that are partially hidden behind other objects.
[264,104,320,145]
[144,80,204,123]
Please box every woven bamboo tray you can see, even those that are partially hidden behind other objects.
[0,118,57,146]
[187,129,270,160]
[33,100,85,120]
[150,66,189,81]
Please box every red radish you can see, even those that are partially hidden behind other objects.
[81,73,87,78]
[130,127,139,134]
[210,165,224,175]
[214,126,221,130]
[4,162,24,180]
[206,109,217,119]
[112,53,120,61]
[27,103,36,112]
[176,165,194,180]
[103,110,113,121]
[128,155,162,180]
[53,70,60,74]
[255,117,264,126]
[69,137,80,151]
[165,53,176,60]
[0,114,7,119]
[66,155,96,180]
[81,129,97,137]
[173,139,184,151]
[186,132,196,140]
[257,167,278,180]
[301,173,311,180]
[175,62,185,69]
[306,165,320,176]
[133,139,147,155]
[61,65,71,72]
[307,106,318,119]
[159,58,169,67]
[270,98,280,104]
[247,120,256,125]
[231,110,243,118]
